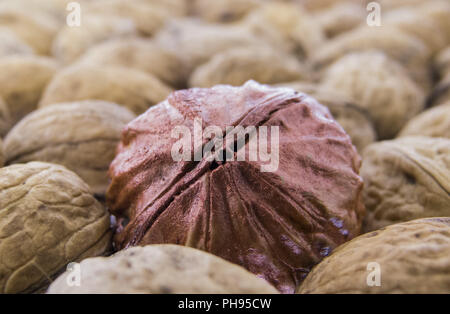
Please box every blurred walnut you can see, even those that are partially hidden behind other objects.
[275,82,376,153]
[0,139,3,167]
[435,46,450,79]
[189,47,309,88]
[0,28,33,57]
[52,14,137,64]
[0,162,111,293]
[190,0,260,23]
[0,97,12,138]
[313,3,365,38]
[78,38,185,88]
[312,27,432,91]
[416,1,450,43]
[47,245,278,294]
[298,217,450,294]
[427,72,450,108]
[321,51,425,139]
[0,55,58,126]
[361,137,450,232]
[3,101,136,197]
[39,64,172,115]
[399,103,450,139]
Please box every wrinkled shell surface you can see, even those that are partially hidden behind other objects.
[39,64,173,115]
[191,0,260,23]
[361,137,450,232]
[77,38,184,88]
[321,51,425,139]
[298,217,450,294]
[4,101,136,197]
[106,81,365,294]
[0,28,33,57]
[399,103,450,138]
[47,244,279,294]
[0,162,111,293]
[52,15,137,64]
[0,55,58,125]
[189,47,309,88]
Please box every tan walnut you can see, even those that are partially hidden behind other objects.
[47,244,278,294]
[298,217,450,294]
[361,136,450,232]
[0,162,111,293]
[3,101,136,197]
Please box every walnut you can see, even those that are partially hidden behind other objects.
[361,137,450,232]
[3,101,136,197]
[0,139,3,167]
[189,47,310,88]
[190,0,261,23]
[427,73,450,108]
[399,103,450,139]
[313,3,366,38]
[52,15,137,64]
[47,244,279,294]
[77,38,185,88]
[0,28,33,57]
[0,55,58,126]
[0,162,111,293]
[0,96,12,138]
[321,51,425,139]
[434,45,450,80]
[298,218,450,294]
[39,64,173,115]
[106,81,365,293]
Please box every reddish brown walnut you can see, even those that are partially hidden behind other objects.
[106,81,365,293]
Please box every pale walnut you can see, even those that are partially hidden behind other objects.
[361,137,450,232]
[189,47,310,88]
[39,64,173,115]
[47,245,279,294]
[298,218,450,294]
[77,38,185,88]
[3,101,136,197]
[52,14,137,64]
[0,27,33,57]
[398,103,450,139]
[0,162,111,293]
[0,55,58,126]
[274,82,376,153]
[321,51,425,139]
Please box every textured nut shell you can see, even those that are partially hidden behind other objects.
[52,15,137,64]
[4,101,136,196]
[191,0,260,23]
[47,244,278,294]
[189,47,309,88]
[84,0,172,36]
[107,81,365,293]
[321,51,425,139]
[0,4,59,55]
[361,137,450,232]
[242,2,324,58]
[39,65,173,115]
[155,19,273,77]
[274,82,376,153]
[77,38,184,88]
[417,1,450,43]
[0,28,33,57]
[0,55,58,125]
[298,217,450,294]
[0,162,111,293]
[312,27,431,91]
[399,103,450,139]
[313,3,366,38]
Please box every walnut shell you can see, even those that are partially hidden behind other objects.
[298,217,450,294]
[312,27,431,91]
[52,15,137,64]
[361,137,450,232]
[77,38,185,88]
[39,64,173,115]
[0,96,12,138]
[190,0,260,23]
[106,81,365,293]
[321,51,425,139]
[435,45,450,79]
[274,82,376,153]
[0,55,58,126]
[0,162,111,293]
[398,103,450,139]
[0,27,33,57]
[47,244,278,294]
[0,3,59,55]
[313,3,366,38]
[3,101,136,197]
[189,47,309,88]
[0,139,3,167]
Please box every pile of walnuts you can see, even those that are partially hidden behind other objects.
[0,0,449,294]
